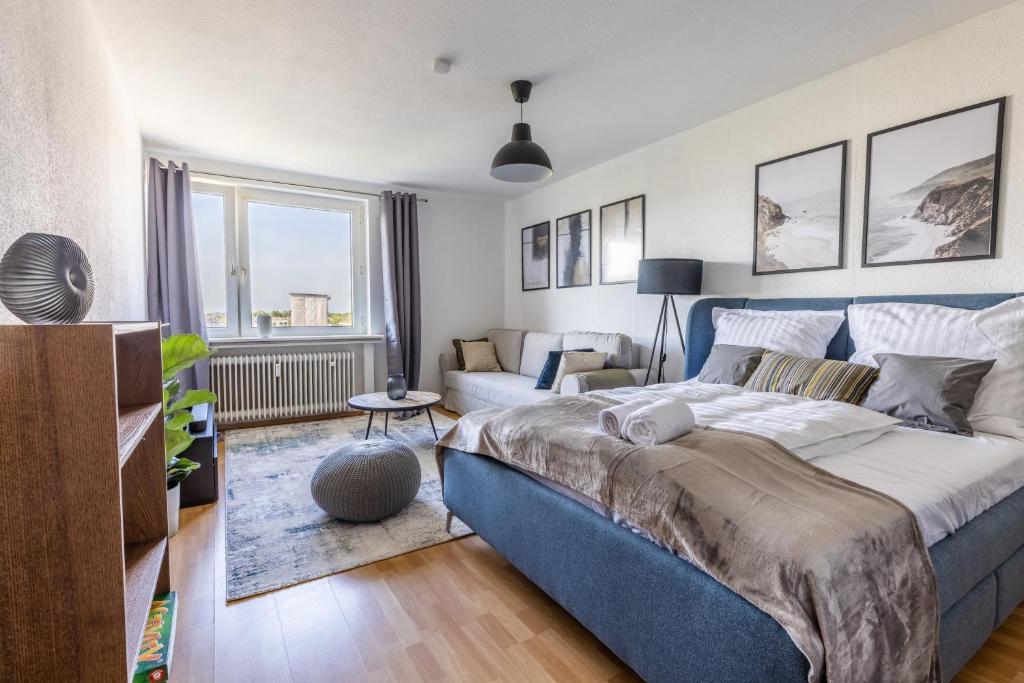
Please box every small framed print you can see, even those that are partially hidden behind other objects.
[555,210,592,288]
[521,221,550,291]
[599,195,645,284]
[753,141,847,275]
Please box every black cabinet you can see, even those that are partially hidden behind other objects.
[180,404,218,508]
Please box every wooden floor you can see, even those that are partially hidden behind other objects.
[170,412,1024,682]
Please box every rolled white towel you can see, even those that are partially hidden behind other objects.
[622,398,695,446]
[598,398,653,437]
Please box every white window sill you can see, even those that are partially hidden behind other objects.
[211,335,384,348]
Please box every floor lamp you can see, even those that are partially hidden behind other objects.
[638,258,703,385]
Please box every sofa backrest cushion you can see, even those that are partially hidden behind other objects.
[486,328,526,374]
[563,331,633,368]
[519,332,564,378]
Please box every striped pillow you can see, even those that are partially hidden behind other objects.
[712,308,846,358]
[848,298,1024,438]
[744,351,879,405]
[461,341,502,372]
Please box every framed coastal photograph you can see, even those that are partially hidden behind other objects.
[863,97,1005,267]
[753,141,846,275]
[599,194,645,284]
[556,209,591,288]
[521,221,550,291]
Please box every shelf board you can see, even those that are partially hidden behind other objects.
[123,538,168,675]
[112,322,161,336]
[118,403,163,467]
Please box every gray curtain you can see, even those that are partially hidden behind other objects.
[146,158,209,391]
[380,191,421,390]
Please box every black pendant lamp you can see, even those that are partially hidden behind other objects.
[490,80,553,182]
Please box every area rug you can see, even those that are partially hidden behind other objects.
[224,410,470,600]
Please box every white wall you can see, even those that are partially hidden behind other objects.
[147,150,506,393]
[0,0,144,323]
[504,1,1024,382]
[416,193,506,392]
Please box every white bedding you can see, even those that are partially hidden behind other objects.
[813,427,1024,546]
[525,383,1024,548]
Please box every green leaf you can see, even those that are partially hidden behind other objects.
[167,389,217,414]
[167,456,201,484]
[161,334,214,383]
[165,427,194,461]
[164,410,193,432]
[163,379,180,406]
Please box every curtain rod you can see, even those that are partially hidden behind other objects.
[187,169,428,203]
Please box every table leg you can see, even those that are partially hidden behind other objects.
[426,407,438,441]
[364,411,374,439]
[384,411,389,436]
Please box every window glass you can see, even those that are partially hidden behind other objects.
[192,192,227,328]
[246,201,353,328]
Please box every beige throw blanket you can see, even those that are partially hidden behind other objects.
[437,393,940,682]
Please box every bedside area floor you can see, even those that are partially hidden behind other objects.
[170,410,1024,682]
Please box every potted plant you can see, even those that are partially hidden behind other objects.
[162,333,216,536]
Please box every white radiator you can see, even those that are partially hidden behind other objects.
[211,351,356,425]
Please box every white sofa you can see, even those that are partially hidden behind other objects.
[439,328,647,414]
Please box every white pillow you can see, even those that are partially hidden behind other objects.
[711,308,846,359]
[551,351,607,393]
[848,297,1024,438]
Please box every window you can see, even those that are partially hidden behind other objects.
[191,182,367,338]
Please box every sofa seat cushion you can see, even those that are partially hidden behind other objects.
[520,332,564,378]
[564,331,633,368]
[445,370,555,407]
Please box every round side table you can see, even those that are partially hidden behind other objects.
[347,390,443,440]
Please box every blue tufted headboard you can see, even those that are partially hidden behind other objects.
[683,293,1023,380]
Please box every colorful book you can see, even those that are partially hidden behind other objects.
[133,591,177,683]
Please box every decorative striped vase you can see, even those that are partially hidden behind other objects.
[0,232,95,324]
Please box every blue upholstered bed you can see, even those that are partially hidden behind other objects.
[440,294,1024,682]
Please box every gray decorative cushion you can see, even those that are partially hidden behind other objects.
[563,331,633,368]
[310,440,421,522]
[519,332,564,378]
[486,328,526,374]
[698,344,765,385]
[862,353,996,436]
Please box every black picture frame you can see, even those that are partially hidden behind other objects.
[752,141,847,276]
[598,194,646,285]
[520,221,550,291]
[555,209,592,288]
[862,97,1005,268]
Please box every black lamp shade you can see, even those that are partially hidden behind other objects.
[491,123,553,182]
[637,258,703,295]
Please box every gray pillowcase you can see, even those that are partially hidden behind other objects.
[698,344,766,386]
[861,353,996,436]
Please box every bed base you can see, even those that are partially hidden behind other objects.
[442,448,1024,682]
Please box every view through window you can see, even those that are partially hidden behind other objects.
[192,192,227,328]
[247,201,353,328]
[191,182,366,337]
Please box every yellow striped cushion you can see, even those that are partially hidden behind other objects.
[743,351,879,404]
[461,341,503,372]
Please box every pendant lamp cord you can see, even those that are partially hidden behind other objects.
[520,101,524,123]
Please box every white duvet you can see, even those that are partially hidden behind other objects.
[569,382,1024,547]
[593,382,901,458]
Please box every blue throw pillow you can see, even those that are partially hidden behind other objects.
[535,348,594,390]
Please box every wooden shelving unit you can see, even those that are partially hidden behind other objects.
[0,322,170,682]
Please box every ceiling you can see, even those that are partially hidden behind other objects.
[91,0,1011,198]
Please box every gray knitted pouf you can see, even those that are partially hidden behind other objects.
[310,440,421,522]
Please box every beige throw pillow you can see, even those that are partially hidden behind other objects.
[462,341,503,372]
[551,351,608,392]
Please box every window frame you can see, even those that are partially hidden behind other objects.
[191,180,368,339]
